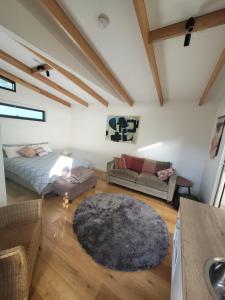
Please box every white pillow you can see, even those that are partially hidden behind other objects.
[39,144,53,153]
[3,146,22,158]
[31,143,53,153]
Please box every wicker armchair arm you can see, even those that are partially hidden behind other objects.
[0,246,29,300]
[167,173,177,202]
[0,199,42,229]
[107,160,114,172]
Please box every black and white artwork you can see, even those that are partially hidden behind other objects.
[106,115,139,143]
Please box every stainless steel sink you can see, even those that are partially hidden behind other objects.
[204,257,225,300]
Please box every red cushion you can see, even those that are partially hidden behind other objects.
[130,157,144,173]
[122,155,144,173]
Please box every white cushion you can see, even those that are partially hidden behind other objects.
[3,146,22,158]
[32,143,53,153]
[40,144,53,153]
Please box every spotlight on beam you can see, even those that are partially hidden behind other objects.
[184,17,195,47]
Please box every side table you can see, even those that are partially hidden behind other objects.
[176,176,193,195]
[173,176,193,210]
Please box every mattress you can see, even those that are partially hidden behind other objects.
[4,151,93,194]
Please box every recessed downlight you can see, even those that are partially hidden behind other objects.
[97,13,110,29]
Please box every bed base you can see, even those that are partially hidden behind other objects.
[5,170,53,197]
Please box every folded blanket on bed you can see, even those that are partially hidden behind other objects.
[60,176,79,184]
[71,167,94,183]
[60,167,94,184]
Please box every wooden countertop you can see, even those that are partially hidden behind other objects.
[180,198,225,300]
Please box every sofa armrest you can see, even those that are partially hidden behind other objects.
[0,199,42,229]
[167,173,177,202]
[0,246,29,300]
[106,161,114,183]
[107,160,114,173]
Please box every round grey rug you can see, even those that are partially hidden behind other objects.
[73,193,169,271]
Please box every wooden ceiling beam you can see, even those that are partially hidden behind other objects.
[39,0,134,106]
[0,69,71,107]
[199,47,225,106]
[133,0,164,106]
[0,50,88,107]
[149,8,225,43]
[22,44,109,107]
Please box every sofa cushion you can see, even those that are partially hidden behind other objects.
[114,157,126,169]
[136,173,168,191]
[121,154,144,173]
[142,159,156,174]
[121,154,133,169]
[130,157,144,173]
[109,169,138,182]
[155,160,171,173]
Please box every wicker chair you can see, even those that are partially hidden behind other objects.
[0,199,42,300]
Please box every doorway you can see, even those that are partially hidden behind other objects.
[214,164,225,208]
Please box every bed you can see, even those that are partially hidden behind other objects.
[4,151,93,196]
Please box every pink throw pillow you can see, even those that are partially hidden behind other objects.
[114,157,126,169]
[18,146,36,158]
[157,168,175,181]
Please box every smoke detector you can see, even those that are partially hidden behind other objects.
[97,13,110,29]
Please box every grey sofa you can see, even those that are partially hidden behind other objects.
[107,160,177,202]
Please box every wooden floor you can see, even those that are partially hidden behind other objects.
[6,175,177,300]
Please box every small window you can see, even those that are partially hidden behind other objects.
[0,103,45,122]
[0,76,16,92]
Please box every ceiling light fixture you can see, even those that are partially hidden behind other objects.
[184,17,195,47]
[31,63,51,77]
[97,13,110,29]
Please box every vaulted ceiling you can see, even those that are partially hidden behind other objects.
[0,0,225,108]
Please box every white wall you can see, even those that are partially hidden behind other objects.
[0,84,71,149]
[199,96,225,204]
[0,121,7,206]
[0,83,220,198]
[70,101,218,195]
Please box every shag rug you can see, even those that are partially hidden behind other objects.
[73,193,169,271]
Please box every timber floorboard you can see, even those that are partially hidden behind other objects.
[6,176,177,300]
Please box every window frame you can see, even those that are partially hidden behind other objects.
[0,76,16,92]
[0,102,46,122]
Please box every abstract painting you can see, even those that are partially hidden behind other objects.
[106,115,139,143]
[209,115,225,159]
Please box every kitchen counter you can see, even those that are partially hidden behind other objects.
[180,198,225,299]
